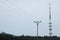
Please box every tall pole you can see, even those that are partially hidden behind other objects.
[49,0,52,36]
[34,21,42,40]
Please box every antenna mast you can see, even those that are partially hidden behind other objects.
[49,0,52,36]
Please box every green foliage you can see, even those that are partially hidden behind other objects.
[0,32,60,40]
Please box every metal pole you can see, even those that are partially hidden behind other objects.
[37,23,38,40]
[37,23,38,37]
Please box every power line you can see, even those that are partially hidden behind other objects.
[0,0,26,16]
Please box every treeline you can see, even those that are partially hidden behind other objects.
[0,32,60,40]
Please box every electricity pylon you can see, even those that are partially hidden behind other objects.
[34,21,42,40]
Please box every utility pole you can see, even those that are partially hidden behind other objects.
[34,21,42,40]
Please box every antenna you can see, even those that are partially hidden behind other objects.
[34,21,42,40]
[49,0,52,36]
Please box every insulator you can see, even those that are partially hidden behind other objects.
[49,28,52,31]
[49,22,52,24]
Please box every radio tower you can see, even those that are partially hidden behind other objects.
[49,0,52,36]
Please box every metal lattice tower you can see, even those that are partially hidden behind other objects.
[49,0,52,36]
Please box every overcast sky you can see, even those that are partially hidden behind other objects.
[0,0,60,36]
